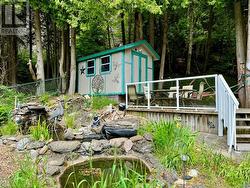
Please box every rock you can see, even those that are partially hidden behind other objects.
[91,125,104,134]
[48,141,81,153]
[74,134,84,140]
[79,127,93,135]
[91,139,110,152]
[26,141,45,150]
[46,165,60,176]
[130,135,144,142]
[174,178,186,186]
[46,138,53,145]
[188,169,198,177]
[78,142,91,153]
[47,156,65,166]
[110,138,128,148]
[39,145,49,155]
[64,129,74,140]
[16,138,30,151]
[30,149,39,160]
[144,133,153,142]
[83,134,104,142]
[7,137,17,142]
[123,139,133,153]
[133,140,152,153]
[0,139,3,145]
[3,139,8,145]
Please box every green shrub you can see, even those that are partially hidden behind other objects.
[0,121,18,136]
[9,157,46,188]
[30,121,51,141]
[92,96,117,110]
[0,85,27,125]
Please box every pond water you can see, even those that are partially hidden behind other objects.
[59,157,151,188]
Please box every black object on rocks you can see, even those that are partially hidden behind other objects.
[102,125,137,139]
[118,103,126,111]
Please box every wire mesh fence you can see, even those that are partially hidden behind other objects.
[8,77,63,95]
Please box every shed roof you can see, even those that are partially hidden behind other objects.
[77,40,160,62]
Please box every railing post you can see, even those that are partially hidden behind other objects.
[147,83,150,109]
[176,80,179,110]
[215,75,218,112]
[125,84,128,109]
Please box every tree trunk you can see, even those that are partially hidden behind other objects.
[128,13,132,43]
[68,27,76,95]
[186,2,194,75]
[203,6,214,72]
[149,14,155,48]
[107,24,111,48]
[59,30,67,94]
[134,11,143,41]
[46,15,51,79]
[121,11,126,45]
[65,25,70,89]
[34,9,45,95]
[138,12,143,40]
[235,1,246,107]
[8,36,17,85]
[245,0,250,107]
[159,12,168,89]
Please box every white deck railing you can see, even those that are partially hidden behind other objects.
[126,74,239,151]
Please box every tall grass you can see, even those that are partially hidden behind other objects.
[9,157,46,188]
[0,121,18,136]
[64,113,75,128]
[140,120,250,187]
[30,121,51,141]
[63,160,160,188]
[91,96,117,110]
[139,120,196,171]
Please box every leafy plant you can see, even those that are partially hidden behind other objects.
[0,121,18,136]
[30,121,51,141]
[91,96,117,110]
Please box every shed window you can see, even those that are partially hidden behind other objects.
[100,56,111,73]
[87,60,95,76]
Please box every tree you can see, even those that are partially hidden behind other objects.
[186,0,194,75]
[34,9,45,95]
[245,0,250,107]
[234,0,246,107]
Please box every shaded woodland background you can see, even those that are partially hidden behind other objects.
[1,0,249,105]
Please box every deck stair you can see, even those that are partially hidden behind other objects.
[236,108,250,151]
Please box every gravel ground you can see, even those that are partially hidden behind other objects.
[0,145,22,188]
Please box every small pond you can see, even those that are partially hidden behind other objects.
[59,156,151,188]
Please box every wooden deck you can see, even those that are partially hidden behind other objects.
[127,107,218,135]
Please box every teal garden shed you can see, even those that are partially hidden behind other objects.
[77,40,160,99]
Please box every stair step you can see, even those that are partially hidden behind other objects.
[237,108,250,114]
[236,134,250,138]
[236,118,250,121]
[236,126,250,129]
[236,143,250,151]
